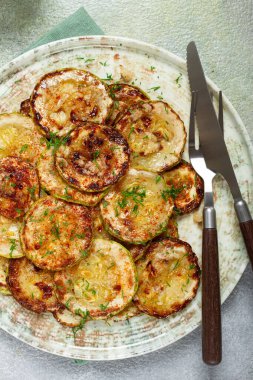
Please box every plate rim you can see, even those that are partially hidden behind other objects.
[0,35,252,360]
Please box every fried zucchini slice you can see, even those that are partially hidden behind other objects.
[0,113,44,165]
[133,238,200,318]
[54,238,138,319]
[0,157,39,219]
[115,101,186,172]
[38,147,107,206]
[7,257,60,313]
[100,169,174,244]
[20,99,32,118]
[20,196,92,271]
[163,160,204,214]
[53,306,82,327]
[0,215,23,258]
[107,83,149,125]
[0,256,11,295]
[31,68,113,137]
[55,123,130,192]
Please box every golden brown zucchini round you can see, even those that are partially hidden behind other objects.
[0,256,11,295]
[38,147,107,206]
[31,68,113,137]
[133,238,200,318]
[100,169,174,244]
[163,160,204,214]
[55,123,130,192]
[53,306,82,327]
[54,238,138,319]
[0,156,39,219]
[107,83,149,125]
[20,196,92,271]
[115,101,186,172]
[7,256,60,313]
[0,113,45,165]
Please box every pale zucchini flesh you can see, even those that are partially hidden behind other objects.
[54,238,138,319]
[31,68,113,137]
[0,256,11,295]
[92,206,112,240]
[55,123,130,192]
[0,113,45,165]
[0,156,39,219]
[38,147,107,206]
[163,160,204,214]
[100,169,174,244]
[0,215,23,258]
[20,196,92,271]
[7,256,60,313]
[115,101,186,172]
[133,238,200,318]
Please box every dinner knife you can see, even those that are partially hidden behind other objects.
[186,41,253,269]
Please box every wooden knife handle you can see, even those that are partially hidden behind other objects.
[239,220,253,269]
[234,199,253,269]
[202,228,222,365]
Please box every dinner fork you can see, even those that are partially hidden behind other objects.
[188,91,222,365]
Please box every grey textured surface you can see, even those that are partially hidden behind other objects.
[0,0,253,379]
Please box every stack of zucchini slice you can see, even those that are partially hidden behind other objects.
[0,67,204,332]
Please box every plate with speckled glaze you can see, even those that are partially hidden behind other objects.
[0,36,252,360]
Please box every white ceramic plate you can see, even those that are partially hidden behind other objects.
[0,36,252,360]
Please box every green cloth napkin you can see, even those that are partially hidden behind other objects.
[25,7,104,52]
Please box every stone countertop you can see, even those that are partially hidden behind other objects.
[0,1,252,379]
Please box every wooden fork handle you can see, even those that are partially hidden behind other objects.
[202,227,222,365]
[234,199,253,269]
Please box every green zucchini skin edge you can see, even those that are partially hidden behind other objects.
[103,217,169,245]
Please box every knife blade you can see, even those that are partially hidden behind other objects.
[187,41,253,268]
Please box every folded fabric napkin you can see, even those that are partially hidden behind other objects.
[24,7,104,52]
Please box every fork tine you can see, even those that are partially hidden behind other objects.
[189,91,197,149]
[218,91,224,136]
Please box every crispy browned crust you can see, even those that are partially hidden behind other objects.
[7,257,60,313]
[20,99,32,118]
[164,160,204,214]
[0,156,39,219]
[31,68,113,137]
[107,83,149,125]
[55,123,130,192]
[133,237,200,318]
